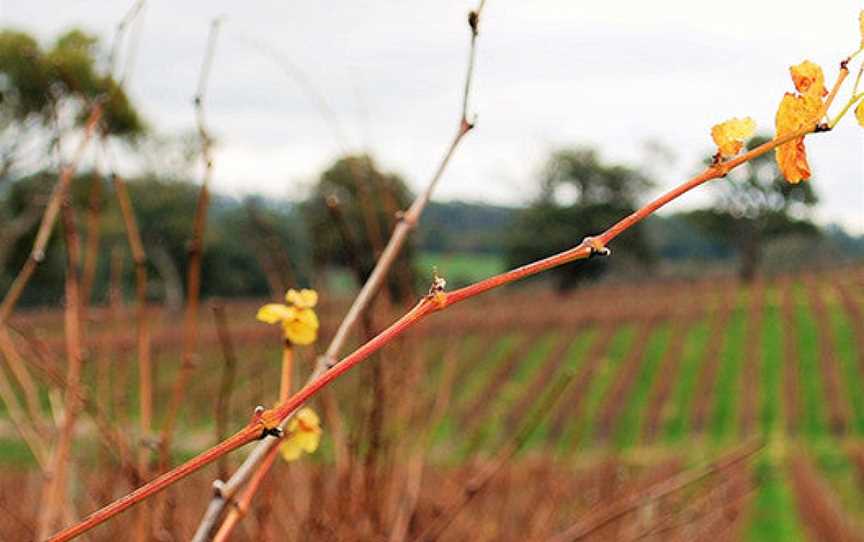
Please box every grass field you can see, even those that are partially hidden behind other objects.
[2,267,864,539]
[417,251,505,286]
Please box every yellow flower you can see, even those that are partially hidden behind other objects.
[257,303,295,324]
[256,288,320,345]
[789,60,827,98]
[283,308,319,345]
[279,407,322,462]
[286,288,318,309]
[856,99,864,128]
[711,117,756,159]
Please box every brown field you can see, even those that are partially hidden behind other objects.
[2,268,864,540]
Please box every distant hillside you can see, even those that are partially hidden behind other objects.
[417,201,515,254]
[644,214,734,261]
[417,201,864,275]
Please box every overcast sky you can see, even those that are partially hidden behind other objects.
[3,1,863,230]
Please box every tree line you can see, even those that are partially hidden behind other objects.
[0,26,858,308]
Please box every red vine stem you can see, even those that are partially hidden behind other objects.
[49,426,262,542]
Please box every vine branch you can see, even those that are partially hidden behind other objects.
[47,23,860,542]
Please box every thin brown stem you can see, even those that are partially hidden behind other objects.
[80,170,104,305]
[315,0,484,374]
[0,326,49,434]
[37,200,86,538]
[158,17,222,472]
[11,324,141,484]
[108,0,146,79]
[212,303,238,481]
[210,345,294,541]
[106,248,127,419]
[0,106,102,324]
[110,168,154,540]
[461,0,486,121]
[113,173,153,469]
[245,202,295,294]
[211,443,281,542]
[279,345,293,403]
[0,354,49,469]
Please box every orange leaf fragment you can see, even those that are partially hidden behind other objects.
[790,60,827,98]
[711,117,756,159]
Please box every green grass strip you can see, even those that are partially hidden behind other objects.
[0,437,39,468]
[794,284,829,439]
[743,457,807,542]
[663,319,711,442]
[709,302,748,442]
[612,323,672,449]
[810,444,864,521]
[526,328,596,451]
[452,334,520,407]
[564,325,635,450]
[760,295,782,435]
[464,333,559,453]
[432,334,520,445]
[423,334,481,392]
[828,300,864,434]
[417,252,505,285]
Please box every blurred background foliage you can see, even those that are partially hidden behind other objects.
[505,148,656,290]
[0,27,862,308]
[302,155,416,302]
[0,28,143,146]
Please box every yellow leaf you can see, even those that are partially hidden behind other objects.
[279,407,322,462]
[856,99,864,128]
[256,303,296,325]
[790,60,827,98]
[711,117,756,158]
[774,60,824,185]
[775,93,813,183]
[286,288,318,309]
